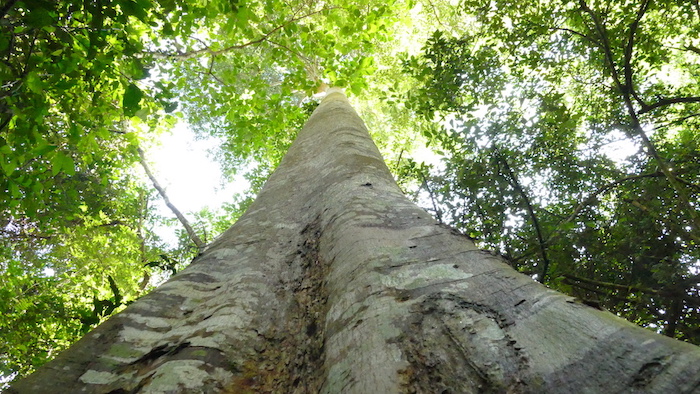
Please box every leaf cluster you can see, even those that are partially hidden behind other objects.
[0,0,196,382]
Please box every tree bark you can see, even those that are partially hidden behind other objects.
[10,89,700,393]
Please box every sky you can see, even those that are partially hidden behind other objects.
[144,121,248,245]
[148,122,243,212]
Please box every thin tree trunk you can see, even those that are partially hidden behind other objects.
[11,89,700,393]
[137,147,205,250]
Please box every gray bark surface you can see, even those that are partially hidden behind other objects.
[10,89,700,393]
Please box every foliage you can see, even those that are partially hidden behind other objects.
[401,0,700,343]
[0,181,173,380]
[0,0,189,380]
[0,0,407,384]
[151,0,399,177]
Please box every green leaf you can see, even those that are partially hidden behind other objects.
[33,141,58,157]
[26,8,54,28]
[163,101,178,113]
[350,82,363,96]
[119,0,149,22]
[127,59,149,80]
[51,152,75,176]
[0,138,11,154]
[122,83,143,117]
[162,22,175,36]
[9,180,20,199]
[26,72,45,94]
[0,155,16,176]
[359,56,374,69]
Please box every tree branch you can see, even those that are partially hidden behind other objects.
[579,0,700,237]
[146,7,337,61]
[686,44,700,56]
[0,228,52,240]
[546,26,600,46]
[623,0,651,108]
[136,190,152,293]
[692,0,700,20]
[562,276,632,304]
[578,0,624,99]
[562,273,700,308]
[639,96,700,114]
[418,170,443,223]
[137,147,205,250]
[495,149,551,283]
[0,0,18,20]
[193,57,228,86]
[624,196,700,244]
[424,0,449,31]
[663,298,682,338]
[652,112,700,131]
[546,172,665,245]
[563,273,651,294]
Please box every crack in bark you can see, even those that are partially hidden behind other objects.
[230,217,329,393]
[105,343,232,393]
[288,217,330,392]
[127,342,191,366]
[630,357,668,388]
[397,293,529,393]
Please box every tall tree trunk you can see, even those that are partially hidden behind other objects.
[10,89,700,393]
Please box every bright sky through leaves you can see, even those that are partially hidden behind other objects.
[147,122,248,245]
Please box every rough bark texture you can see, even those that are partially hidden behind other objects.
[10,89,700,393]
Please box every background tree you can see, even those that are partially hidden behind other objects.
[399,0,700,342]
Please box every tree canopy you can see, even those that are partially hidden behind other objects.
[400,0,700,343]
[1,0,699,385]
